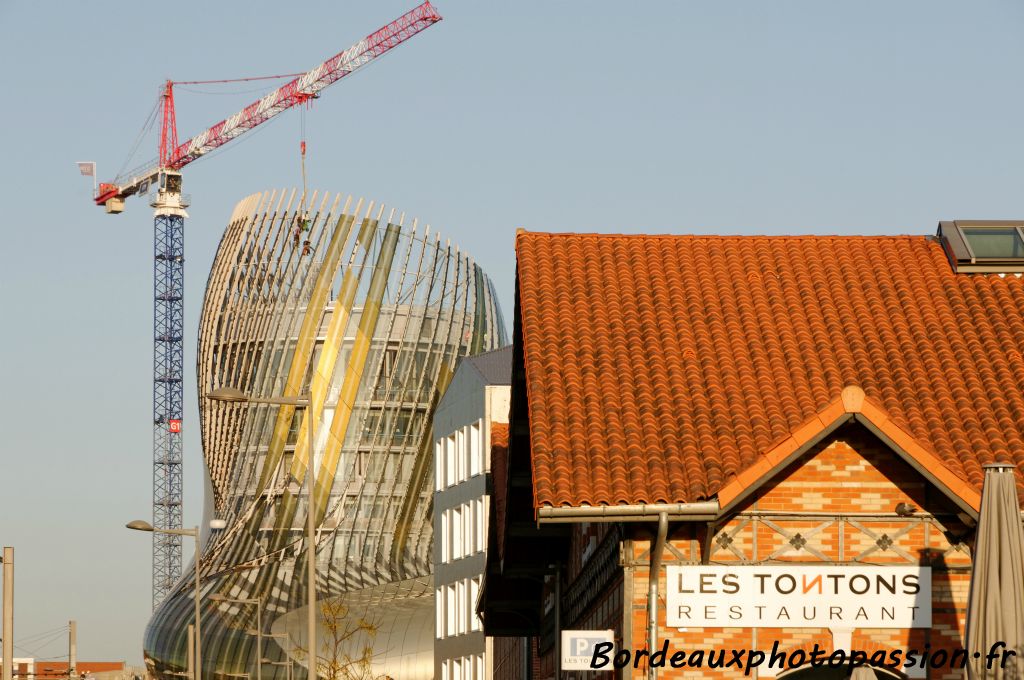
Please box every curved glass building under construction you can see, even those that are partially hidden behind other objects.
[143,190,506,680]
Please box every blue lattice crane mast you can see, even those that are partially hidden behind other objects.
[88,2,442,607]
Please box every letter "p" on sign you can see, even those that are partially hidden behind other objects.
[561,630,615,671]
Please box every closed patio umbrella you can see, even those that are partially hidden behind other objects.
[964,463,1024,679]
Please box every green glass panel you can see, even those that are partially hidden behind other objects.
[962,226,1024,258]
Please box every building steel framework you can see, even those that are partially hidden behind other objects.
[89,2,442,607]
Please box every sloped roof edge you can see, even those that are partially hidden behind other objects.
[716,386,983,517]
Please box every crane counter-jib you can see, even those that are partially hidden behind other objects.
[93,0,441,212]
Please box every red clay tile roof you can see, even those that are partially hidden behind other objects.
[515,231,1024,509]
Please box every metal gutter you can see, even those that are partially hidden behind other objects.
[535,502,717,677]
[536,502,720,523]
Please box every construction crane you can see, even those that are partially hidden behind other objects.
[92,2,442,608]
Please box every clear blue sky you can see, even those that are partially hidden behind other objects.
[1,0,1021,665]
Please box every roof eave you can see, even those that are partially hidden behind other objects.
[536,501,719,523]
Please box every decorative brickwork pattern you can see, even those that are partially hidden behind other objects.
[619,426,973,679]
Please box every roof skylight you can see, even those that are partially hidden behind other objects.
[937,221,1024,273]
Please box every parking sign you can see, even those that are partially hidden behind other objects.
[560,630,615,671]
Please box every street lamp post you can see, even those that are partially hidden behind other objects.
[261,660,292,680]
[206,388,317,680]
[127,521,202,680]
[187,625,194,680]
[262,633,293,680]
[2,547,12,680]
[209,594,262,680]
[127,519,224,680]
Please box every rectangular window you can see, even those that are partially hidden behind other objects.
[381,346,398,378]
[441,660,449,680]
[446,435,456,487]
[366,453,385,480]
[477,497,487,554]
[475,655,484,680]
[470,421,481,477]
[446,584,457,637]
[388,453,408,483]
[359,411,381,446]
[440,510,448,564]
[394,411,419,444]
[457,579,467,635]
[467,500,476,554]
[449,508,456,562]
[938,221,1024,273]
[347,533,363,563]
[332,532,352,562]
[471,576,481,632]
[453,506,463,560]
[962,225,1024,258]
[436,586,443,639]
[456,428,465,483]
[435,440,443,491]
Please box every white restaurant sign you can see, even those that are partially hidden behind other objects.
[666,565,931,629]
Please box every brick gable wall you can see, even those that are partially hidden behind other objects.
[606,424,972,680]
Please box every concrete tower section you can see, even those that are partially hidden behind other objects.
[143,189,506,680]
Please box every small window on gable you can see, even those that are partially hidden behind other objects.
[938,220,1024,273]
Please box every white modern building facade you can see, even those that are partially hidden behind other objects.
[433,347,511,680]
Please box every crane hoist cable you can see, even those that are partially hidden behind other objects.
[116,94,161,181]
[296,99,315,255]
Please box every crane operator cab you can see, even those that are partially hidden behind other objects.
[149,170,189,215]
[159,171,182,196]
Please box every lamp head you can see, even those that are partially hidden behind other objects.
[207,387,250,403]
[126,520,154,532]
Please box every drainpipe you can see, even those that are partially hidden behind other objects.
[554,563,561,680]
[648,513,668,680]
[534,502,719,680]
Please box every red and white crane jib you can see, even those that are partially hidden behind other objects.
[94,1,441,210]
